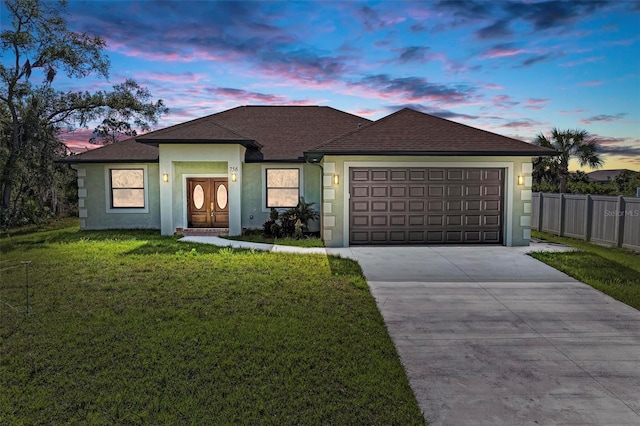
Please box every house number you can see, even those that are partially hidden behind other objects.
[229,166,238,173]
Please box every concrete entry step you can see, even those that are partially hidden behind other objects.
[175,228,229,237]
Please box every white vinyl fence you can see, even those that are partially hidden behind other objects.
[531,193,640,251]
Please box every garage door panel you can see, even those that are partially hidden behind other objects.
[390,186,406,197]
[484,200,501,211]
[409,186,425,197]
[371,170,388,180]
[446,215,463,226]
[447,169,464,180]
[350,167,503,245]
[410,170,426,180]
[428,186,445,196]
[428,200,444,212]
[390,215,406,226]
[429,170,445,180]
[410,201,425,211]
[371,215,387,226]
[483,231,500,242]
[352,201,368,211]
[390,170,407,180]
[409,215,424,226]
[390,201,406,211]
[371,186,388,197]
[352,215,369,226]
[352,170,369,181]
[466,169,482,180]
[352,186,369,197]
[484,185,502,196]
[427,215,443,225]
[484,169,503,180]
[371,201,387,211]
[448,185,463,197]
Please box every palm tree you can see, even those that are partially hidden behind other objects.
[533,128,603,193]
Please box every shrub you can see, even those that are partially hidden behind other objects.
[262,197,319,239]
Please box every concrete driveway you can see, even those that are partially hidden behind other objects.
[350,245,640,426]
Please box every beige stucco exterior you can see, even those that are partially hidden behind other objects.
[76,163,161,230]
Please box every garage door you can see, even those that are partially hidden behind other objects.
[349,167,503,245]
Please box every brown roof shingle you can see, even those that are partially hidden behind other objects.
[59,138,158,163]
[307,108,557,156]
[137,105,371,161]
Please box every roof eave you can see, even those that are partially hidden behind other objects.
[136,138,262,149]
[305,150,559,157]
[57,158,159,164]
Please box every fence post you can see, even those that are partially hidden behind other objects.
[558,193,565,236]
[615,196,625,248]
[585,194,592,242]
[537,193,544,231]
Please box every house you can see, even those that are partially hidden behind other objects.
[62,106,556,247]
[586,169,633,183]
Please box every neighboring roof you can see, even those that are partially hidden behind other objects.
[307,108,558,157]
[586,169,634,182]
[136,105,371,161]
[59,138,159,163]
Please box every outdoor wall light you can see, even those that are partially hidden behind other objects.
[517,175,524,186]
[162,173,169,183]
[231,172,237,182]
[333,174,339,185]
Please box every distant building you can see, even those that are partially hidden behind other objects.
[586,169,633,183]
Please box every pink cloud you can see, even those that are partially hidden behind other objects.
[135,71,208,84]
[483,83,504,90]
[525,98,550,110]
[560,56,603,67]
[481,48,526,59]
[580,80,605,86]
[559,109,586,114]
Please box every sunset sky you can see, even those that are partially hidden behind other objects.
[2,0,639,171]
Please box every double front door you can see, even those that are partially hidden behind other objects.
[187,178,229,228]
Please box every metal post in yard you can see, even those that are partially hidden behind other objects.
[22,261,32,316]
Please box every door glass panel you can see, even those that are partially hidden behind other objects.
[217,184,228,210]
[193,184,205,209]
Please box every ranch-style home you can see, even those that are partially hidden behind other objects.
[63,106,556,247]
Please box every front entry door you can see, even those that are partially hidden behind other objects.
[187,178,229,228]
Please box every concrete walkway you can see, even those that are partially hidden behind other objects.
[181,236,640,425]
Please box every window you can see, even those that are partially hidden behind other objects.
[110,169,145,208]
[266,168,299,208]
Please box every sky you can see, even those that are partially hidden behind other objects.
[2,0,640,171]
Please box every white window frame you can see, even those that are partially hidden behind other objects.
[104,165,149,214]
[262,165,303,212]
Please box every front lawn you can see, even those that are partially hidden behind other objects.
[1,223,424,424]
[531,231,640,310]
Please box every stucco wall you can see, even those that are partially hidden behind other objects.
[320,155,533,247]
[77,163,161,230]
[241,163,322,232]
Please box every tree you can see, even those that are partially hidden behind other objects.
[0,0,168,227]
[533,128,603,193]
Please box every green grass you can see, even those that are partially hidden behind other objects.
[1,223,424,424]
[224,230,324,248]
[531,231,640,310]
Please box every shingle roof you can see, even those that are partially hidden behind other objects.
[59,138,159,163]
[137,105,371,161]
[586,169,633,182]
[307,108,557,157]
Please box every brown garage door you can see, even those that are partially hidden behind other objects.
[350,167,503,245]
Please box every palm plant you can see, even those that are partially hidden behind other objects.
[533,128,603,193]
